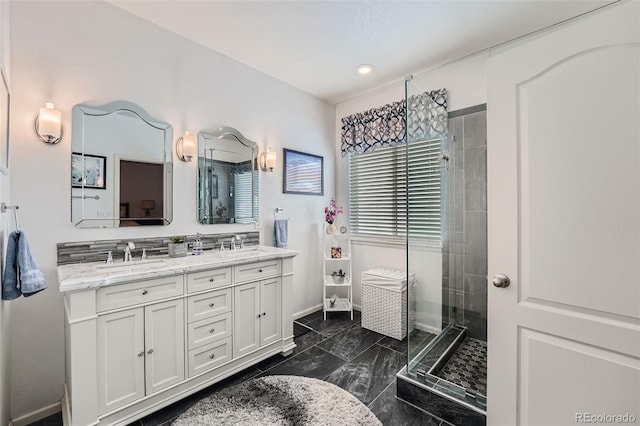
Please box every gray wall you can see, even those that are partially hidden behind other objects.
[443,105,487,340]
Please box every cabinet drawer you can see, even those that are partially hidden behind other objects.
[188,337,232,378]
[234,260,281,283]
[97,275,184,312]
[187,312,232,350]
[187,289,232,323]
[187,267,232,293]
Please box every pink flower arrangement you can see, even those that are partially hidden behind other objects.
[324,198,343,224]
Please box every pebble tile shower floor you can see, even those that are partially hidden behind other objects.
[437,337,487,396]
[28,310,457,426]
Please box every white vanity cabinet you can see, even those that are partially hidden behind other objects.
[60,248,296,426]
[234,278,282,357]
[97,299,185,413]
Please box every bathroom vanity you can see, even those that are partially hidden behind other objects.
[58,246,297,426]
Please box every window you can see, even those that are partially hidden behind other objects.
[234,171,258,224]
[348,138,441,241]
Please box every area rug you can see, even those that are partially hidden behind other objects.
[172,375,382,425]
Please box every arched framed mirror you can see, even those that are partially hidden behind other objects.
[71,101,173,228]
[198,127,258,224]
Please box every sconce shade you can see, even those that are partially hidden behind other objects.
[140,199,156,210]
[259,148,277,172]
[141,199,156,217]
[36,101,62,144]
[176,130,196,162]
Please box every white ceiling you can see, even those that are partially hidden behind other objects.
[109,0,615,104]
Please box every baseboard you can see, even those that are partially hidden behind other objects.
[293,304,322,319]
[9,401,61,426]
[294,303,361,320]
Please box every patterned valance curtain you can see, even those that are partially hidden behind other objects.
[340,89,447,156]
[406,88,447,143]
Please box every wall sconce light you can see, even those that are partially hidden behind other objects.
[176,130,196,162]
[259,148,277,172]
[35,101,62,144]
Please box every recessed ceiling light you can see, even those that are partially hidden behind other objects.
[356,64,375,75]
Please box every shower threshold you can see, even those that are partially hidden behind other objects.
[397,325,486,426]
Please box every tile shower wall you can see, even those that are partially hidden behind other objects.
[442,105,487,341]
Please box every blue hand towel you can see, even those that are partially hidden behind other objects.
[2,230,47,300]
[2,231,21,300]
[273,219,288,249]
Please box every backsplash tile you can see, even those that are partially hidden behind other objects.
[57,232,260,265]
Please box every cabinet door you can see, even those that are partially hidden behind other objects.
[233,282,260,357]
[97,308,145,414]
[144,299,185,395]
[260,278,281,347]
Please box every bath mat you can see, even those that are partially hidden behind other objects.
[171,375,381,426]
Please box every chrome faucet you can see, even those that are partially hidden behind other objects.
[123,241,135,262]
[231,235,245,250]
[235,235,245,249]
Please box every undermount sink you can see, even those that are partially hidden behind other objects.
[218,247,273,259]
[94,260,167,274]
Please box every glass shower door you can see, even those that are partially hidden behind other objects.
[405,77,452,367]
[403,77,488,415]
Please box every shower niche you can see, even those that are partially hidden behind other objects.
[398,78,487,426]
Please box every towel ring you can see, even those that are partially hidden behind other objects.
[1,202,20,229]
[273,207,284,221]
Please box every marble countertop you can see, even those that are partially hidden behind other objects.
[58,245,298,293]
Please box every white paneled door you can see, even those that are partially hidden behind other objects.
[487,3,640,425]
[260,278,282,347]
[144,299,185,394]
[97,308,145,414]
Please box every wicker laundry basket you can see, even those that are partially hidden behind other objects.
[361,268,415,340]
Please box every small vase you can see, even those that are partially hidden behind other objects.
[326,223,336,234]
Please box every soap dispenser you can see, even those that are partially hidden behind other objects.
[193,234,203,256]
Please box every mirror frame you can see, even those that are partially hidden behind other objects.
[71,100,173,228]
[197,127,259,225]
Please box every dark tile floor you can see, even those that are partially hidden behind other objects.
[28,310,453,426]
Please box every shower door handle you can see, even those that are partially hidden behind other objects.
[492,274,511,288]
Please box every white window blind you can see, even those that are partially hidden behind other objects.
[234,171,258,224]
[348,139,441,240]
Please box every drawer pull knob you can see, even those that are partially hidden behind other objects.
[137,351,144,357]
[262,312,266,316]
[209,328,215,334]
[142,290,148,295]
[209,354,215,359]
[257,314,261,318]
[208,278,215,282]
[147,349,154,355]
[258,269,263,273]
[209,303,215,307]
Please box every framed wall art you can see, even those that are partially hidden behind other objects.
[283,148,323,196]
[211,174,219,199]
[71,152,107,189]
